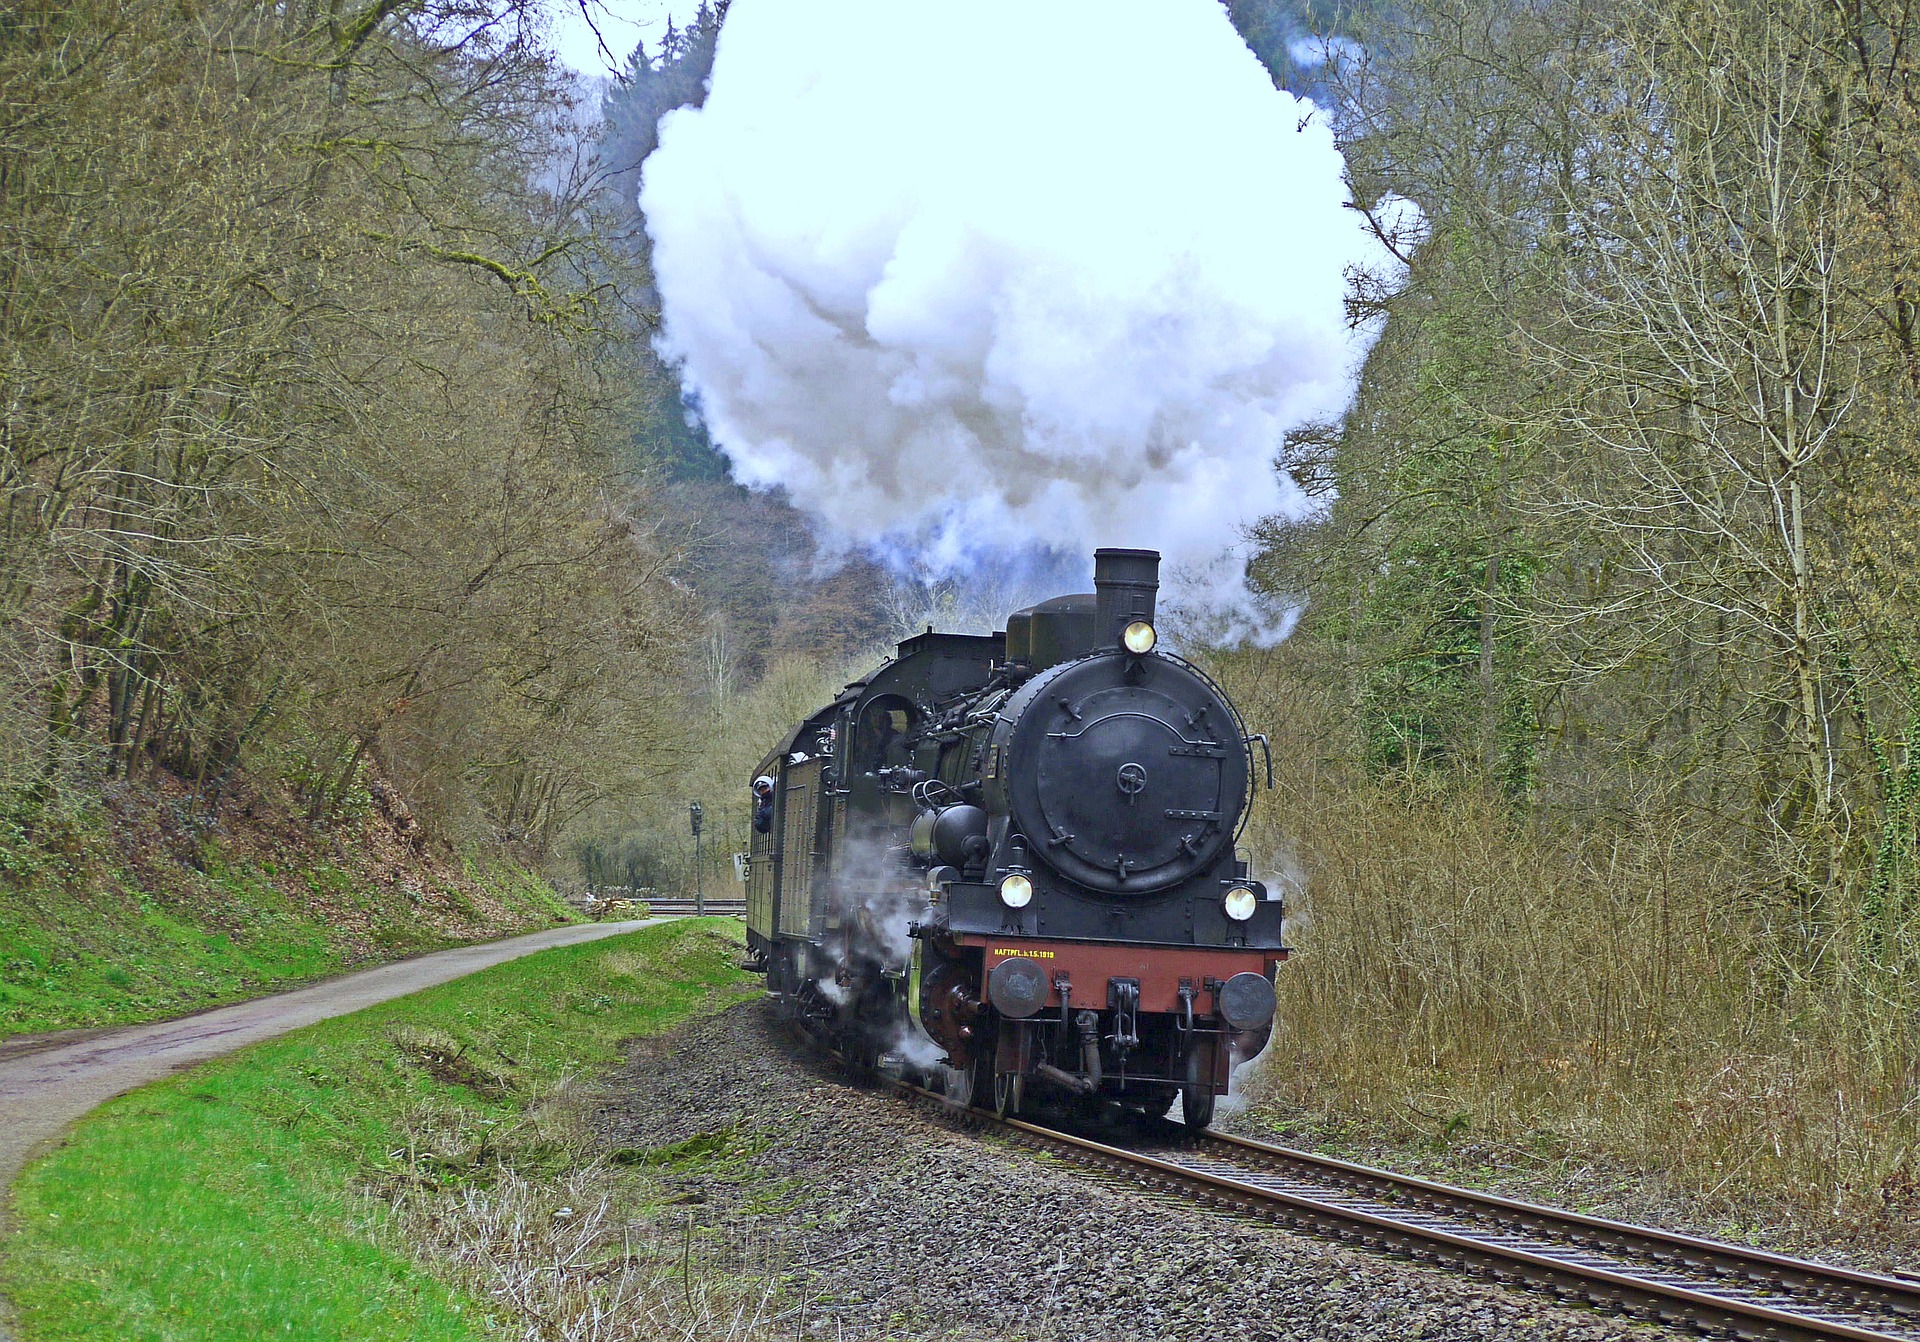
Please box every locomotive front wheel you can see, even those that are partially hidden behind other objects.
[993,1070,1024,1118]
[941,1061,976,1110]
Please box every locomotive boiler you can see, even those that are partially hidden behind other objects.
[743,548,1285,1127]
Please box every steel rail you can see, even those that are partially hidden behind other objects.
[1197,1131,1920,1325]
[882,1076,1920,1341]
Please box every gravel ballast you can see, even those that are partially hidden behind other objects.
[594,1001,1674,1341]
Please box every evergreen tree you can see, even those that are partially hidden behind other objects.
[595,2,731,484]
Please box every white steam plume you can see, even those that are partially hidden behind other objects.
[641,0,1397,640]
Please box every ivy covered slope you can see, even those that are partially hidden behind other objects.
[0,771,575,1039]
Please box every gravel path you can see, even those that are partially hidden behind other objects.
[0,918,666,1196]
[596,1002,1675,1342]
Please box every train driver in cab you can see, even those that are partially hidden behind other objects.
[751,775,776,833]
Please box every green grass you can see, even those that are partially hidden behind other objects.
[0,833,576,1038]
[0,874,339,1037]
[2,917,754,1341]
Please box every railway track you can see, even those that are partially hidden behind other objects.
[888,1077,1920,1340]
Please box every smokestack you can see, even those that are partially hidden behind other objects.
[1094,548,1159,647]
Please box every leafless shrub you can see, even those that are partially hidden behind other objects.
[371,1086,818,1342]
[1215,655,1920,1235]
[392,1166,797,1342]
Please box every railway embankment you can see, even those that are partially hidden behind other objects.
[0,918,752,1341]
[575,1006,1660,1342]
[0,771,576,1040]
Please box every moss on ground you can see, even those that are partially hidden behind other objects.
[2,917,753,1342]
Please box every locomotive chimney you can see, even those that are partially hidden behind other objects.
[1093,548,1159,646]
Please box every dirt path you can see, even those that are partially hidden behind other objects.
[0,915,670,1340]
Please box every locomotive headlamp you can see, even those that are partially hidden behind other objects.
[999,872,1034,909]
[1122,620,1157,654]
[1223,886,1259,922]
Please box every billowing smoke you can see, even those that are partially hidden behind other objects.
[641,0,1395,640]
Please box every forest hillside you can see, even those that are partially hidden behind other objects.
[1231,0,1920,1232]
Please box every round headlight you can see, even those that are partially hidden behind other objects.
[1223,886,1258,922]
[1122,620,1157,654]
[999,872,1034,909]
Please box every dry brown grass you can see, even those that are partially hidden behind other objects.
[393,1165,792,1341]
[377,1093,839,1342]
[1211,656,1920,1240]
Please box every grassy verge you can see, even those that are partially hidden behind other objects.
[0,802,575,1038]
[2,917,755,1341]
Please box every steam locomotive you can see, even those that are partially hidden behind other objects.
[743,549,1285,1128]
